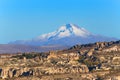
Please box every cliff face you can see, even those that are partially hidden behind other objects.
[0,65,89,79]
[0,52,89,79]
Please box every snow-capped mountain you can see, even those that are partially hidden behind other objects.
[37,24,91,40]
[10,24,117,46]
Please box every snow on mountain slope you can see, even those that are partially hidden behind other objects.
[37,24,91,40]
[9,24,117,46]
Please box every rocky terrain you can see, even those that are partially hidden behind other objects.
[0,40,120,80]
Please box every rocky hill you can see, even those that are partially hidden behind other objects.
[0,40,120,80]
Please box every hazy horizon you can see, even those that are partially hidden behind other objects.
[0,0,120,44]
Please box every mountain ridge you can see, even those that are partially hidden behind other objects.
[37,24,91,40]
[9,24,117,46]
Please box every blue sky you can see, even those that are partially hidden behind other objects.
[0,0,120,43]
